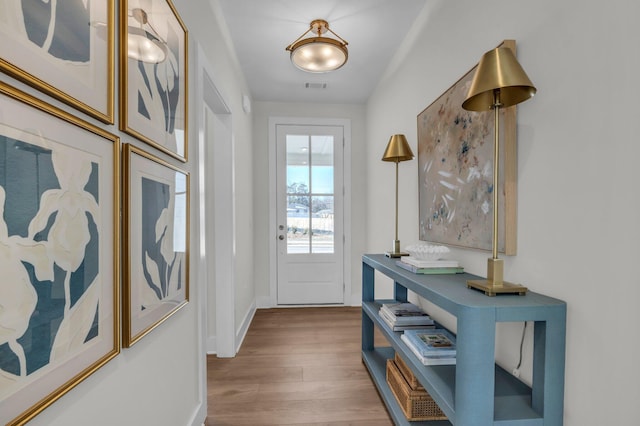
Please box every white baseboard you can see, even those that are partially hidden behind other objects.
[257,295,361,308]
[235,301,256,352]
[205,302,257,356]
[187,401,207,426]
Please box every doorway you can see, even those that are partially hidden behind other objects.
[271,119,350,305]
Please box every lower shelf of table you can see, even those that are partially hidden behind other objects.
[363,346,545,426]
[362,347,452,426]
[363,300,545,425]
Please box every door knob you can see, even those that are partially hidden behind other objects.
[278,235,285,240]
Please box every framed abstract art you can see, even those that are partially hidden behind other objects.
[0,0,115,123]
[417,40,518,255]
[120,0,188,162]
[0,82,120,425]
[122,144,189,347]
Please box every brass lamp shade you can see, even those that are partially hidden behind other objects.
[462,47,536,112]
[382,134,414,162]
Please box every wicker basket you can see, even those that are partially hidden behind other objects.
[386,359,448,421]
[394,352,424,390]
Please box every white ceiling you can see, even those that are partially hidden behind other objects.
[217,0,428,104]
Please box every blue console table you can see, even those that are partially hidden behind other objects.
[361,254,566,426]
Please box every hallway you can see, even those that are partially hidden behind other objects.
[206,307,392,425]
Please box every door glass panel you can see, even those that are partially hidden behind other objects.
[287,195,309,254]
[286,134,309,192]
[311,135,334,194]
[311,195,334,253]
[286,134,311,254]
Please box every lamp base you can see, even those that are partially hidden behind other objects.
[385,240,408,258]
[467,258,527,296]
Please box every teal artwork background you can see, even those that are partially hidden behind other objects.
[140,176,183,304]
[21,0,91,62]
[0,136,99,376]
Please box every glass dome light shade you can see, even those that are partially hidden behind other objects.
[289,36,348,73]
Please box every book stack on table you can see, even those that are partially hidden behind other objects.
[401,328,457,366]
[395,257,464,274]
[379,302,435,331]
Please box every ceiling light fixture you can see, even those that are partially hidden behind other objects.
[285,19,348,73]
[128,8,168,64]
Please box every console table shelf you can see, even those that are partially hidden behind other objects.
[361,254,566,426]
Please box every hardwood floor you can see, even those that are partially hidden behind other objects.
[206,307,393,425]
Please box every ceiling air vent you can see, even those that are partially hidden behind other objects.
[305,82,327,89]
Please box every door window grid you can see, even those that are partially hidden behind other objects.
[286,134,334,254]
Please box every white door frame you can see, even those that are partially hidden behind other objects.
[198,50,236,357]
[268,117,352,306]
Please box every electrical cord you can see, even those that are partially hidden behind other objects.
[513,322,527,377]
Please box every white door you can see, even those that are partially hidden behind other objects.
[276,124,344,304]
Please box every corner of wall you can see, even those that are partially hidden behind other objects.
[235,301,257,354]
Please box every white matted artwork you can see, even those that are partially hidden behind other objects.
[123,144,189,347]
[0,82,119,426]
[120,0,188,162]
[0,0,114,123]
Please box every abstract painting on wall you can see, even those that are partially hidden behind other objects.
[417,40,518,255]
[0,83,119,425]
[0,0,114,123]
[120,0,188,162]
[123,144,189,347]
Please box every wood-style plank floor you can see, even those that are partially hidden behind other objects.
[206,307,393,425]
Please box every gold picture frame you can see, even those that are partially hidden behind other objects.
[417,40,517,255]
[0,82,120,425]
[122,144,190,347]
[0,0,115,124]
[120,0,189,162]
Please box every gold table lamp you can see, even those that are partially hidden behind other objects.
[382,134,414,258]
[461,47,536,296]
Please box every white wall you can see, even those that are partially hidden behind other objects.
[366,0,640,424]
[5,1,255,425]
[180,0,256,353]
[252,101,367,306]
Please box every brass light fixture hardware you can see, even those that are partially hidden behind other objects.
[462,46,536,296]
[285,19,348,73]
[382,134,414,258]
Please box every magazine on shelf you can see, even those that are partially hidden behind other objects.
[379,302,434,326]
[396,260,464,275]
[379,308,436,331]
[400,334,456,366]
[400,257,460,268]
[403,328,457,358]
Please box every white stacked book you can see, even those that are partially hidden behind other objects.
[401,328,457,366]
[378,302,435,331]
[396,257,464,275]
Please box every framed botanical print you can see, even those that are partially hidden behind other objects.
[0,0,115,124]
[417,40,518,255]
[120,0,188,162]
[122,144,189,347]
[0,82,120,425]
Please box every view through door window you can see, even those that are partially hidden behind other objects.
[286,134,334,254]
